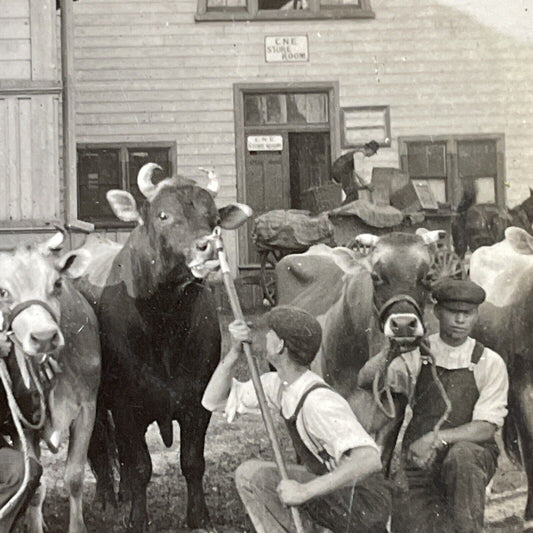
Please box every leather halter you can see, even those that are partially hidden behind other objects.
[375,293,423,329]
[5,300,58,331]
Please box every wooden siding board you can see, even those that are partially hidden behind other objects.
[0,40,31,61]
[1,19,31,39]
[0,0,30,18]
[7,99,20,221]
[30,0,56,80]
[0,61,31,79]
[0,101,7,219]
[18,98,33,219]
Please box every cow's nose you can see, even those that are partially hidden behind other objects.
[384,313,424,339]
[195,237,210,252]
[30,328,60,353]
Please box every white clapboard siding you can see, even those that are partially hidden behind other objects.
[0,95,60,222]
[73,0,533,211]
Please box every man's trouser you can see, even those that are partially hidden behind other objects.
[392,441,498,533]
[0,448,42,533]
[235,459,392,533]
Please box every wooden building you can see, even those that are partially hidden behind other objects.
[1,0,533,276]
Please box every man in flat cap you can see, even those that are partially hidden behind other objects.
[359,279,508,533]
[202,305,392,533]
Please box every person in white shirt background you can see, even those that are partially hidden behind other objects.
[358,279,509,533]
[202,305,392,533]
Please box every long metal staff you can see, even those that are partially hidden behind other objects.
[213,228,305,533]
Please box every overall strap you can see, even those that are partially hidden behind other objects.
[288,383,332,423]
[471,340,485,366]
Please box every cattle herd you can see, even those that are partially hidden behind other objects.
[0,163,533,532]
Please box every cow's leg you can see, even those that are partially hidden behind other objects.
[177,404,213,531]
[65,402,96,533]
[113,409,151,533]
[513,363,533,528]
[24,433,46,533]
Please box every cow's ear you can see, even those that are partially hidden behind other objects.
[218,203,253,230]
[106,190,142,223]
[505,227,533,254]
[55,249,92,279]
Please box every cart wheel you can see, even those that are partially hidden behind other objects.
[429,249,466,284]
[260,249,284,306]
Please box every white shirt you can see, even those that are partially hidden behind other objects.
[353,151,373,187]
[386,334,509,428]
[205,370,379,469]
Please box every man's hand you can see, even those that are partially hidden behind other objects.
[277,479,310,507]
[407,432,439,470]
[228,320,252,353]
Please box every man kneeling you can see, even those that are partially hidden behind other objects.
[202,305,392,533]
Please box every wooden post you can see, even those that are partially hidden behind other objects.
[59,0,76,226]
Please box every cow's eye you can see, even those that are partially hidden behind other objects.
[158,211,169,221]
[371,271,384,286]
[53,278,63,294]
[0,288,9,299]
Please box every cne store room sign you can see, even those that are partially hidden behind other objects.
[264,35,309,63]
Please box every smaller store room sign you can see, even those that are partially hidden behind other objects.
[247,135,284,151]
[265,35,309,63]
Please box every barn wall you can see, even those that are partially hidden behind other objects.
[72,0,533,265]
[0,0,60,245]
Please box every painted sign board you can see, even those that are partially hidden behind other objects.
[247,135,283,151]
[265,35,309,63]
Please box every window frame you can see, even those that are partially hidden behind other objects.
[76,141,176,229]
[195,0,374,22]
[341,105,391,148]
[398,134,506,209]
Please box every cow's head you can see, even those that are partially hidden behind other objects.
[353,229,443,344]
[0,231,91,357]
[106,163,252,286]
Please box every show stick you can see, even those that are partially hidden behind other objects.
[214,229,306,533]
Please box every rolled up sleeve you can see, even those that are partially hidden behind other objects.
[473,350,509,428]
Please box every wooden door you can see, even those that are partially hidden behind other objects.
[244,139,289,263]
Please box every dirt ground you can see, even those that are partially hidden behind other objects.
[14,310,529,532]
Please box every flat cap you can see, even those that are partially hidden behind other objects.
[266,305,322,366]
[432,279,486,311]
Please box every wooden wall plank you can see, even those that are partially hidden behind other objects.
[18,98,33,219]
[0,0,30,18]
[1,19,31,39]
[0,61,31,79]
[31,96,47,219]
[6,99,20,221]
[0,100,8,219]
[0,41,31,61]
[30,0,55,80]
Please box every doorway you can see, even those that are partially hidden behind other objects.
[235,83,340,265]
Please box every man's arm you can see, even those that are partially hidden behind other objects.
[201,320,249,412]
[357,350,388,388]
[278,446,381,506]
[408,421,497,470]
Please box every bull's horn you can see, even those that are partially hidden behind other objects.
[137,163,162,199]
[39,229,66,255]
[199,167,219,198]
[354,234,380,247]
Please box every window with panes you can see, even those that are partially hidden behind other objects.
[399,136,504,208]
[77,144,174,226]
[196,0,373,21]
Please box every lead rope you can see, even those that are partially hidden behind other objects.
[0,358,32,521]
[372,342,401,419]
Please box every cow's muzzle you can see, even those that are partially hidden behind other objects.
[377,294,425,342]
[187,227,222,279]
[5,299,64,357]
